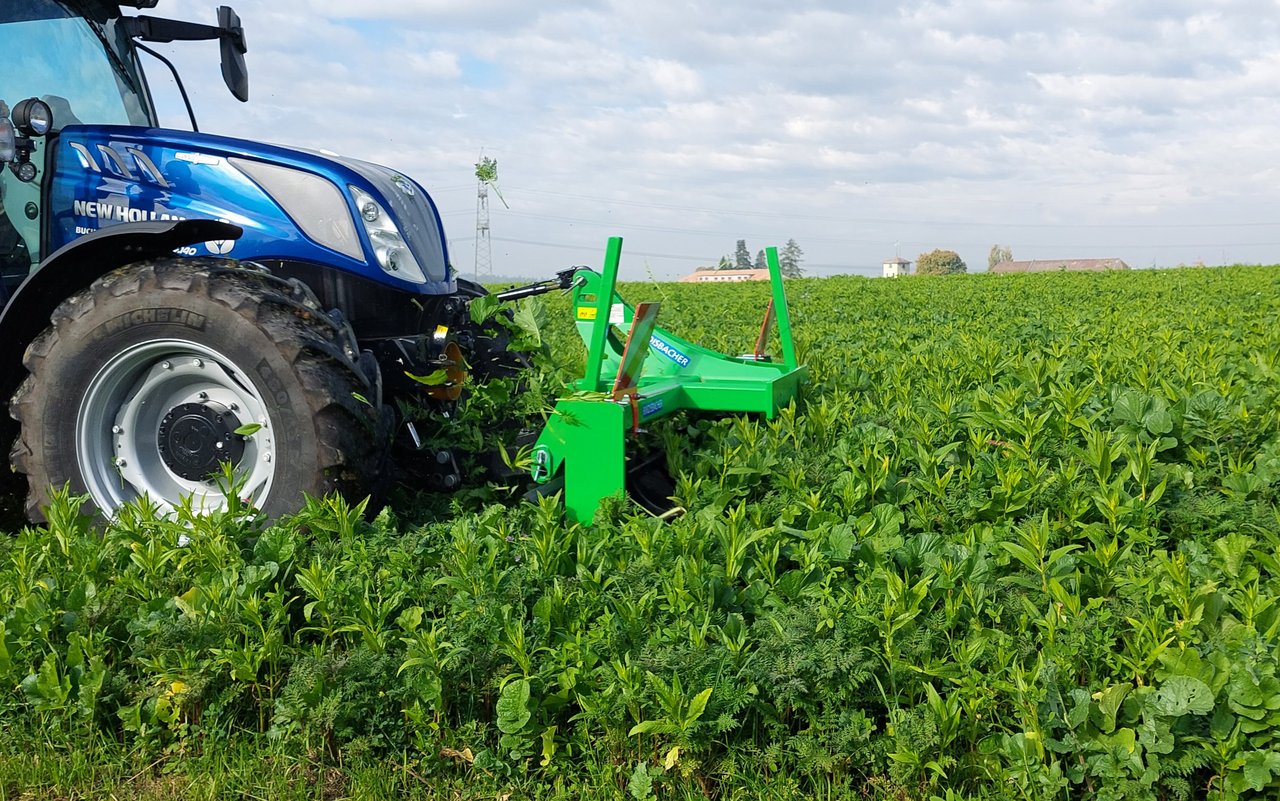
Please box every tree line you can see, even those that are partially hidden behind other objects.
[703,241,1013,278]
[911,244,1014,275]
[713,239,805,278]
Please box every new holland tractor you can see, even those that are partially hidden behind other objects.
[0,0,807,525]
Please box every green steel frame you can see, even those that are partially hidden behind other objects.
[530,236,808,523]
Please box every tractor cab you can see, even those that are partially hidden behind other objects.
[0,0,245,299]
[0,0,151,294]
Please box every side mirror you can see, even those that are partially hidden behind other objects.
[217,6,249,102]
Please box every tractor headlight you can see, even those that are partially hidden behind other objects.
[349,185,427,284]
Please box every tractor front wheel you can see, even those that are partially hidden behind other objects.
[9,258,388,521]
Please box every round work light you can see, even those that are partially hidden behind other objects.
[11,98,53,137]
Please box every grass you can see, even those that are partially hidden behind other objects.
[0,728,861,801]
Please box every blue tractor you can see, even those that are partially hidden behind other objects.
[0,0,566,520]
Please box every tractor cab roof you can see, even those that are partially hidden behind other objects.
[5,1,157,23]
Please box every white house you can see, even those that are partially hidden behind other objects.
[883,256,912,278]
[681,268,772,283]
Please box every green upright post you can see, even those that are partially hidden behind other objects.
[765,246,798,370]
[581,236,624,392]
[539,399,627,523]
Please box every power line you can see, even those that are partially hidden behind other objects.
[452,234,720,263]
[501,184,1280,230]
[458,213,1280,252]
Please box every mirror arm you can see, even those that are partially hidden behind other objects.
[122,16,223,43]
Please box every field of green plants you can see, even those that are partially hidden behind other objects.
[3,265,1280,800]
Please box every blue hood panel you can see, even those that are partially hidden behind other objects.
[47,124,457,295]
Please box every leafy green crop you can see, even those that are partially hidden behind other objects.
[5,265,1280,800]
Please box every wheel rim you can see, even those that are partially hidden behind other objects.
[77,339,276,515]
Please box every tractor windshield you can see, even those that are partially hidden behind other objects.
[0,0,154,130]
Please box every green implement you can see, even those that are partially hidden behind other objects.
[530,236,808,523]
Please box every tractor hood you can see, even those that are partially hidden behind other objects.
[47,124,457,295]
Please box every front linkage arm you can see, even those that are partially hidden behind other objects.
[490,267,581,303]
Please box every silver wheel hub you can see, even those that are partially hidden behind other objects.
[77,340,276,515]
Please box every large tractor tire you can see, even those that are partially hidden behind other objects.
[9,257,389,522]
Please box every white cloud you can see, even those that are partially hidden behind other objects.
[406,50,462,80]
[644,59,703,100]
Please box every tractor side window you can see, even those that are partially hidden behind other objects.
[0,182,31,302]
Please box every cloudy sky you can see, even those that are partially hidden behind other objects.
[149,0,1280,279]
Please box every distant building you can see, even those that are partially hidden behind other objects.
[991,258,1130,273]
[681,268,771,283]
[883,256,912,278]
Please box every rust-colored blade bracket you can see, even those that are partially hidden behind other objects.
[753,299,776,361]
[611,301,661,401]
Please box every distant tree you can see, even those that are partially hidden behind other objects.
[988,244,1013,271]
[916,249,967,275]
[734,239,752,270]
[754,249,767,270]
[716,255,733,270]
[779,239,804,278]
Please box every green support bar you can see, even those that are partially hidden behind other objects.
[765,246,798,370]
[579,236,624,393]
